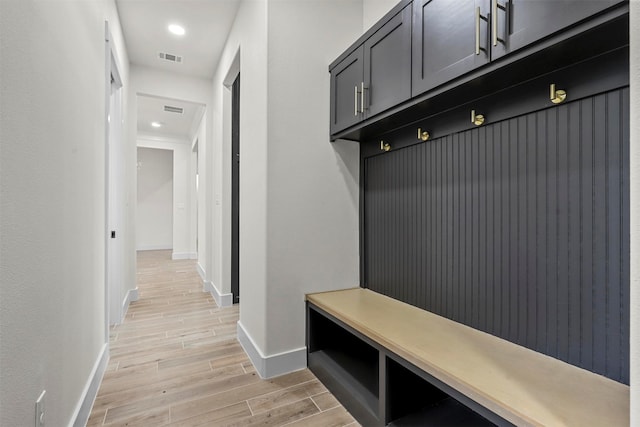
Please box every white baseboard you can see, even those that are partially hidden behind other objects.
[70,343,108,427]
[136,245,172,251]
[196,262,206,281]
[172,251,197,260]
[203,281,233,307]
[237,321,307,379]
[120,288,139,323]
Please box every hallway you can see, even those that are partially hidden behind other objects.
[87,251,358,426]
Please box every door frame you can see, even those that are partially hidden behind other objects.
[104,22,123,338]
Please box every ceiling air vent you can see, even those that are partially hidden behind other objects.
[163,105,184,114]
[158,52,183,63]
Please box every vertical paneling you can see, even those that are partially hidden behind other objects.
[546,108,559,357]
[620,87,631,385]
[362,88,629,383]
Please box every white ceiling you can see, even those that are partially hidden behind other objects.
[116,0,242,79]
[137,95,204,140]
[116,0,240,140]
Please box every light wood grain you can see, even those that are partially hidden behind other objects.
[307,288,629,427]
[87,250,358,426]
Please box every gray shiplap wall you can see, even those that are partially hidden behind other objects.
[363,87,630,383]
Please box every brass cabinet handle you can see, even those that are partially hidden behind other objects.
[475,7,481,55]
[492,0,506,47]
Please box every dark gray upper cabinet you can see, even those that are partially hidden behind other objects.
[491,0,623,60]
[330,48,364,135]
[330,4,412,136]
[412,0,490,96]
[412,0,624,97]
[364,5,412,118]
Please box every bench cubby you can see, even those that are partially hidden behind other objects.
[385,356,494,426]
[307,306,380,425]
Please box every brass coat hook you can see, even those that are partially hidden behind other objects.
[471,110,485,126]
[550,84,567,104]
[417,128,430,141]
[380,140,391,152]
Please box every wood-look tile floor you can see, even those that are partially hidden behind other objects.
[87,250,359,427]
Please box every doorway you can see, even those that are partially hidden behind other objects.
[136,147,174,250]
[231,74,240,304]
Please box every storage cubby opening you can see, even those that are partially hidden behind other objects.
[386,357,496,426]
[308,307,379,398]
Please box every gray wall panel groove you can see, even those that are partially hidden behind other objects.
[362,87,630,383]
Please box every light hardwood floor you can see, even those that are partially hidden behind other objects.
[87,250,358,427]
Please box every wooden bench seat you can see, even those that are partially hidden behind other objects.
[306,288,629,426]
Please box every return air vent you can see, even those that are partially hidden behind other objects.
[158,52,183,63]
[163,105,184,114]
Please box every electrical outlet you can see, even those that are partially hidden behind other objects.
[35,390,45,427]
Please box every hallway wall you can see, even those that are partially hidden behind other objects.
[0,0,133,425]
[210,0,269,340]
[363,0,398,30]
[209,0,363,377]
[263,0,362,360]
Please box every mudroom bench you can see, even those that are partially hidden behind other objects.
[306,288,629,426]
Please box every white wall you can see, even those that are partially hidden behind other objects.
[191,120,206,261]
[207,0,362,376]
[210,0,269,314]
[263,0,362,360]
[363,0,398,30]
[629,0,639,422]
[136,147,174,250]
[0,0,134,425]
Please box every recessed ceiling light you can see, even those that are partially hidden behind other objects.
[151,121,163,128]
[168,24,185,36]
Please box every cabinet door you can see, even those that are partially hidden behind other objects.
[412,0,490,97]
[330,47,364,135]
[491,0,623,60]
[363,5,412,118]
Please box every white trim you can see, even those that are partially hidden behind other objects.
[104,20,125,339]
[136,245,173,251]
[196,262,206,281]
[120,287,139,322]
[203,281,233,307]
[137,134,190,147]
[237,322,307,379]
[172,251,197,260]
[223,48,241,87]
[70,343,109,427]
